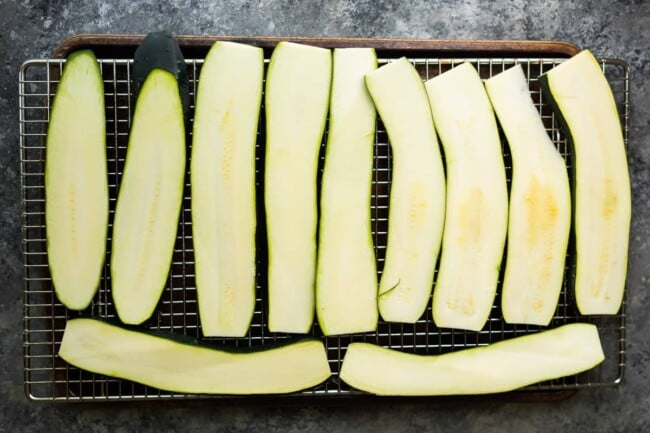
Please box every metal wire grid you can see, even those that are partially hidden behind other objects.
[20,55,629,401]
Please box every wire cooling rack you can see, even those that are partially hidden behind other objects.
[20,55,629,401]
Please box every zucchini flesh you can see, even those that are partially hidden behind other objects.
[265,42,332,333]
[540,50,631,315]
[339,323,604,396]
[365,58,446,323]
[191,41,264,337]
[485,65,571,326]
[45,50,108,310]
[316,48,378,336]
[425,62,508,331]
[59,318,331,395]
[111,68,186,324]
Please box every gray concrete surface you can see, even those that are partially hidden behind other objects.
[1,1,648,432]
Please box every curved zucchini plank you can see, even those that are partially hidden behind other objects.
[45,50,108,310]
[365,58,446,323]
[265,42,332,333]
[485,65,571,326]
[425,62,508,331]
[316,48,378,336]
[59,318,331,395]
[111,33,187,325]
[540,50,631,315]
[340,323,604,396]
[192,41,264,337]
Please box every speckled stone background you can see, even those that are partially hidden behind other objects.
[1,1,648,432]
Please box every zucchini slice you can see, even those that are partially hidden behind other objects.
[111,32,187,325]
[265,42,332,333]
[365,58,446,323]
[45,50,108,310]
[339,323,604,396]
[191,41,264,337]
[316,48,378,336]
[59,318,331,395]
[425,62,508,331]
[540,50,631,315]
[485,65,571,326]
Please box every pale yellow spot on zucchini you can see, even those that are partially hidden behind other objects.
[446,294,475,315]
[457,189,483,246]
[594,248,611,298]
[522,177,560,312]
[219,99,242,326]
[446,189,483,316]
[601,178,618,218]
[395,285,414,303]
[524,177,559,246]
[220,282,235,326]
[407,184,429,230]
[136,176,162,288]
[463,295,475,316]
[590,178,618,299]
[219,99,235,184]
[67,183,77,257]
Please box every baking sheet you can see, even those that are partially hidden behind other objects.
[20,37,628,401]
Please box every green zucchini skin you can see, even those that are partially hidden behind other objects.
[58,318,331,395]
[133,30,190,123]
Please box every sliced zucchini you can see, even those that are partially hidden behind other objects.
[425,62,508,331]
[111,32,188,325]
[59,318,331,395]
[340,323,604,395]
[365,57,446,323]
[485,65,571,326]
[45,50,108,310]
[540,50,631,315]
[316,48,378,336]
[191,41,264,337]
[265,42,332,333]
